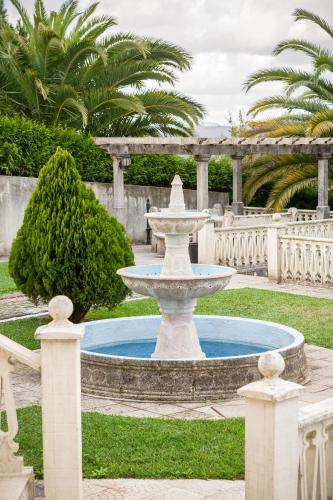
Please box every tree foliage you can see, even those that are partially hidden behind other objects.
[243,8,333,210]
[0,0,204,136]
[9,148,134,322]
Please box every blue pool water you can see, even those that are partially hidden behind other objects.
[85,339,269,359]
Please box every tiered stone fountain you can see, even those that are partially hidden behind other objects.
[119,175,235,360]
[81,176,309,401]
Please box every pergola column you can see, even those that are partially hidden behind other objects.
[112,154,130,224]
[231,155,244,215]
[317,153,331,219]
[195,155,210,211]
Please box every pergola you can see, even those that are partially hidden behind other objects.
[94,137,333,220]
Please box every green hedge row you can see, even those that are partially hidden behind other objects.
[0,116,232,193]
[125,155,232,193]
[0,115,113,182]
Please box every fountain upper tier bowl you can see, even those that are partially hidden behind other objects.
[145,210,208,234]
[117,264,236,299]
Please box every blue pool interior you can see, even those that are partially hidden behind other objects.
[120,264,232,277]
[85,339,268,358]
[81,315,303,360]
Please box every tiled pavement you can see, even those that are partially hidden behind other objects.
[35,478,245,499]
[82,479,245,499]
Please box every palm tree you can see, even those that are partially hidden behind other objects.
[0,0,204,136]
[243,8,333,210]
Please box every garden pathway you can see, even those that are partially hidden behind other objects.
[35,478,245,499]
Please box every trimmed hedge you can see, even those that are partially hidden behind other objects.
[0,116,232,192]
[0,116,113,182]
[125,154,233,193]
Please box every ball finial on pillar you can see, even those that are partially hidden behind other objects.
[48,295,73,321]
[258,351,285,379]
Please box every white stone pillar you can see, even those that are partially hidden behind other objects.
[35,296,84,500]
[195,155,210,211]
[316,153,331,219]
[231,155,244,215]
[238,352,304,500]
[267,214,285,283]
[112,155,126,224]
[198,220,215,264]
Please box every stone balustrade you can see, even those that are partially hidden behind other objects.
[0,336,40,499]
[0,296,84,500]
[214,224,267,269]
[238,352,333,500]
[298,398,333,499]
[199,215,333,284]
[279,236,333,287]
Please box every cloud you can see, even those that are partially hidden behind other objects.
[7,0,332,124]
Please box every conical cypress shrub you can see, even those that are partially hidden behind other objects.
[9,147,134,322]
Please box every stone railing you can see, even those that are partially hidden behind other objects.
[214,224,267,268]
[223,205,269,216]
[238,351,333,500]
[0,335,40,498]
[199,216,333,284]
[298,398,333,500]
[284,218,333,238]
[266,218,333,286]
[0,296,84,500]
[279,236,333,287]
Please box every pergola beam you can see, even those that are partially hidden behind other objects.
[95,137,333,156]
[95,137,333,220]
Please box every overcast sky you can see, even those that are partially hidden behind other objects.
[7,0,333,124]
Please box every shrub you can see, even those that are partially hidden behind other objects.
[0,115,113,182]
[125,154,233,193]
[9,148,134,323]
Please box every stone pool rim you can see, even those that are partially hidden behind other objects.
[81,314,305,362]
[81,315,309,401]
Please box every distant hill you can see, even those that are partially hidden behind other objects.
[195,122,230,138]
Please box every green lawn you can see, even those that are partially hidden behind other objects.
[0,261,17,295]
[14,406,244,480]
[2,288,332,349]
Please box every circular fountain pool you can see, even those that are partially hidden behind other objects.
[81,315,309,401]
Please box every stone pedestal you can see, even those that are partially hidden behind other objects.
[152,298,205,359]
[35,296,84,500]
[238,352,304,500]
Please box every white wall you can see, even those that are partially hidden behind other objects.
[0,175,229,256]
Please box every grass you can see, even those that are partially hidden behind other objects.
[89,288,333,348]
[1,288,333,349]
[0,261,17,295]
[14,406,244,480]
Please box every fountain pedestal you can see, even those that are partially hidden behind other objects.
[153,298,204,359]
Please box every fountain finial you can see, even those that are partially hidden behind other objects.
[169,175,186,212]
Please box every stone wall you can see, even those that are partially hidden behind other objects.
[0,175,229,256]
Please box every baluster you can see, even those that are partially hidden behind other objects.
[0,350,24,473]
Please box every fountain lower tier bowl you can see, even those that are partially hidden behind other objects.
[81,316,309,401]
[117,264,236,299]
